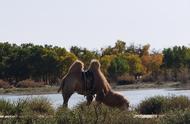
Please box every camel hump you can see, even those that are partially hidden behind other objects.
[88,59,101,71]
[68,60,84,73]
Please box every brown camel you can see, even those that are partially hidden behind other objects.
[57,60,95,107]
[58,59,129,109]
[95,90,129,109]
[88,59,129,109]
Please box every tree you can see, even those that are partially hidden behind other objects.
[108,56,129,79]
[100,55,115,76]
[126,54,143,77]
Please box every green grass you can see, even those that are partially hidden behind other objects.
[0,97,55,117]
[159,109,190,124]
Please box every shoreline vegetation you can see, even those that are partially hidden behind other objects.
[0,95,190,124]
[1,42,190,93]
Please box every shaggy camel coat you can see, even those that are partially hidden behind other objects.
[58,60,94,107]
[88,59,129,109]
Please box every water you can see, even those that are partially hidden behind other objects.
[0,88,190,108]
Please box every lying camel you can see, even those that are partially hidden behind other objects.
[88,59,129,109]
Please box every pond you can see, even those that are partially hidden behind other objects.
[0,88,190,108]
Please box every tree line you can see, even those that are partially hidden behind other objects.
[0,41,190,85]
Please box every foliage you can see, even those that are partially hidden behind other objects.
[137,96,190,114]
[108,55,129,79]
[70,46,99,67]
[1,41,190,85]
[126,54,143,75]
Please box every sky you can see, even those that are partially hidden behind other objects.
[0,0,190,51]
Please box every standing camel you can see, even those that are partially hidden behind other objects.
[57,60,96,107]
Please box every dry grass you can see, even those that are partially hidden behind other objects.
[16,79,44,88]
[0,80,11,89]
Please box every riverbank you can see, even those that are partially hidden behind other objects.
[112,81,188,91]
[0,86,58,95]
[0,82,189,95]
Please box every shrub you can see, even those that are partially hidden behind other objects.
[16,79,44,88]
[117,75,136,85]
[137,96,166,114]
[137,96,190,114]
[141,73,154,82]
[0,80,11,89]
[159,109,190,124]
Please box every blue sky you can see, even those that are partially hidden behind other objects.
[0,0,190,50]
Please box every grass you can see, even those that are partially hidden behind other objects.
[55,102,158,124]
[159,109,190,124]
[0,96,190,124]
[0,86,58,95]
[0,97,54,117]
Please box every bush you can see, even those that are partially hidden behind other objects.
[16,79,44,88]
[0,80,11,89]
[137,96,190,114]
[117,75,136,85]
[137,96,166,114]
[159,109,190,124]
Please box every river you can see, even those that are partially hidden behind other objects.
[0,88,190,108]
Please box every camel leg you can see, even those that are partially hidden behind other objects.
[95,89,106,102]
[62,92,73,107]
[86,95,93,105]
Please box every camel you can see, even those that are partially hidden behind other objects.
[57,60,96,107]
[58,59,129,109]
[88,59,129,109]
[95,89,129,109]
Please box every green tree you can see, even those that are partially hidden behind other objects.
[108,56,129,79]
[126,54,143,76]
